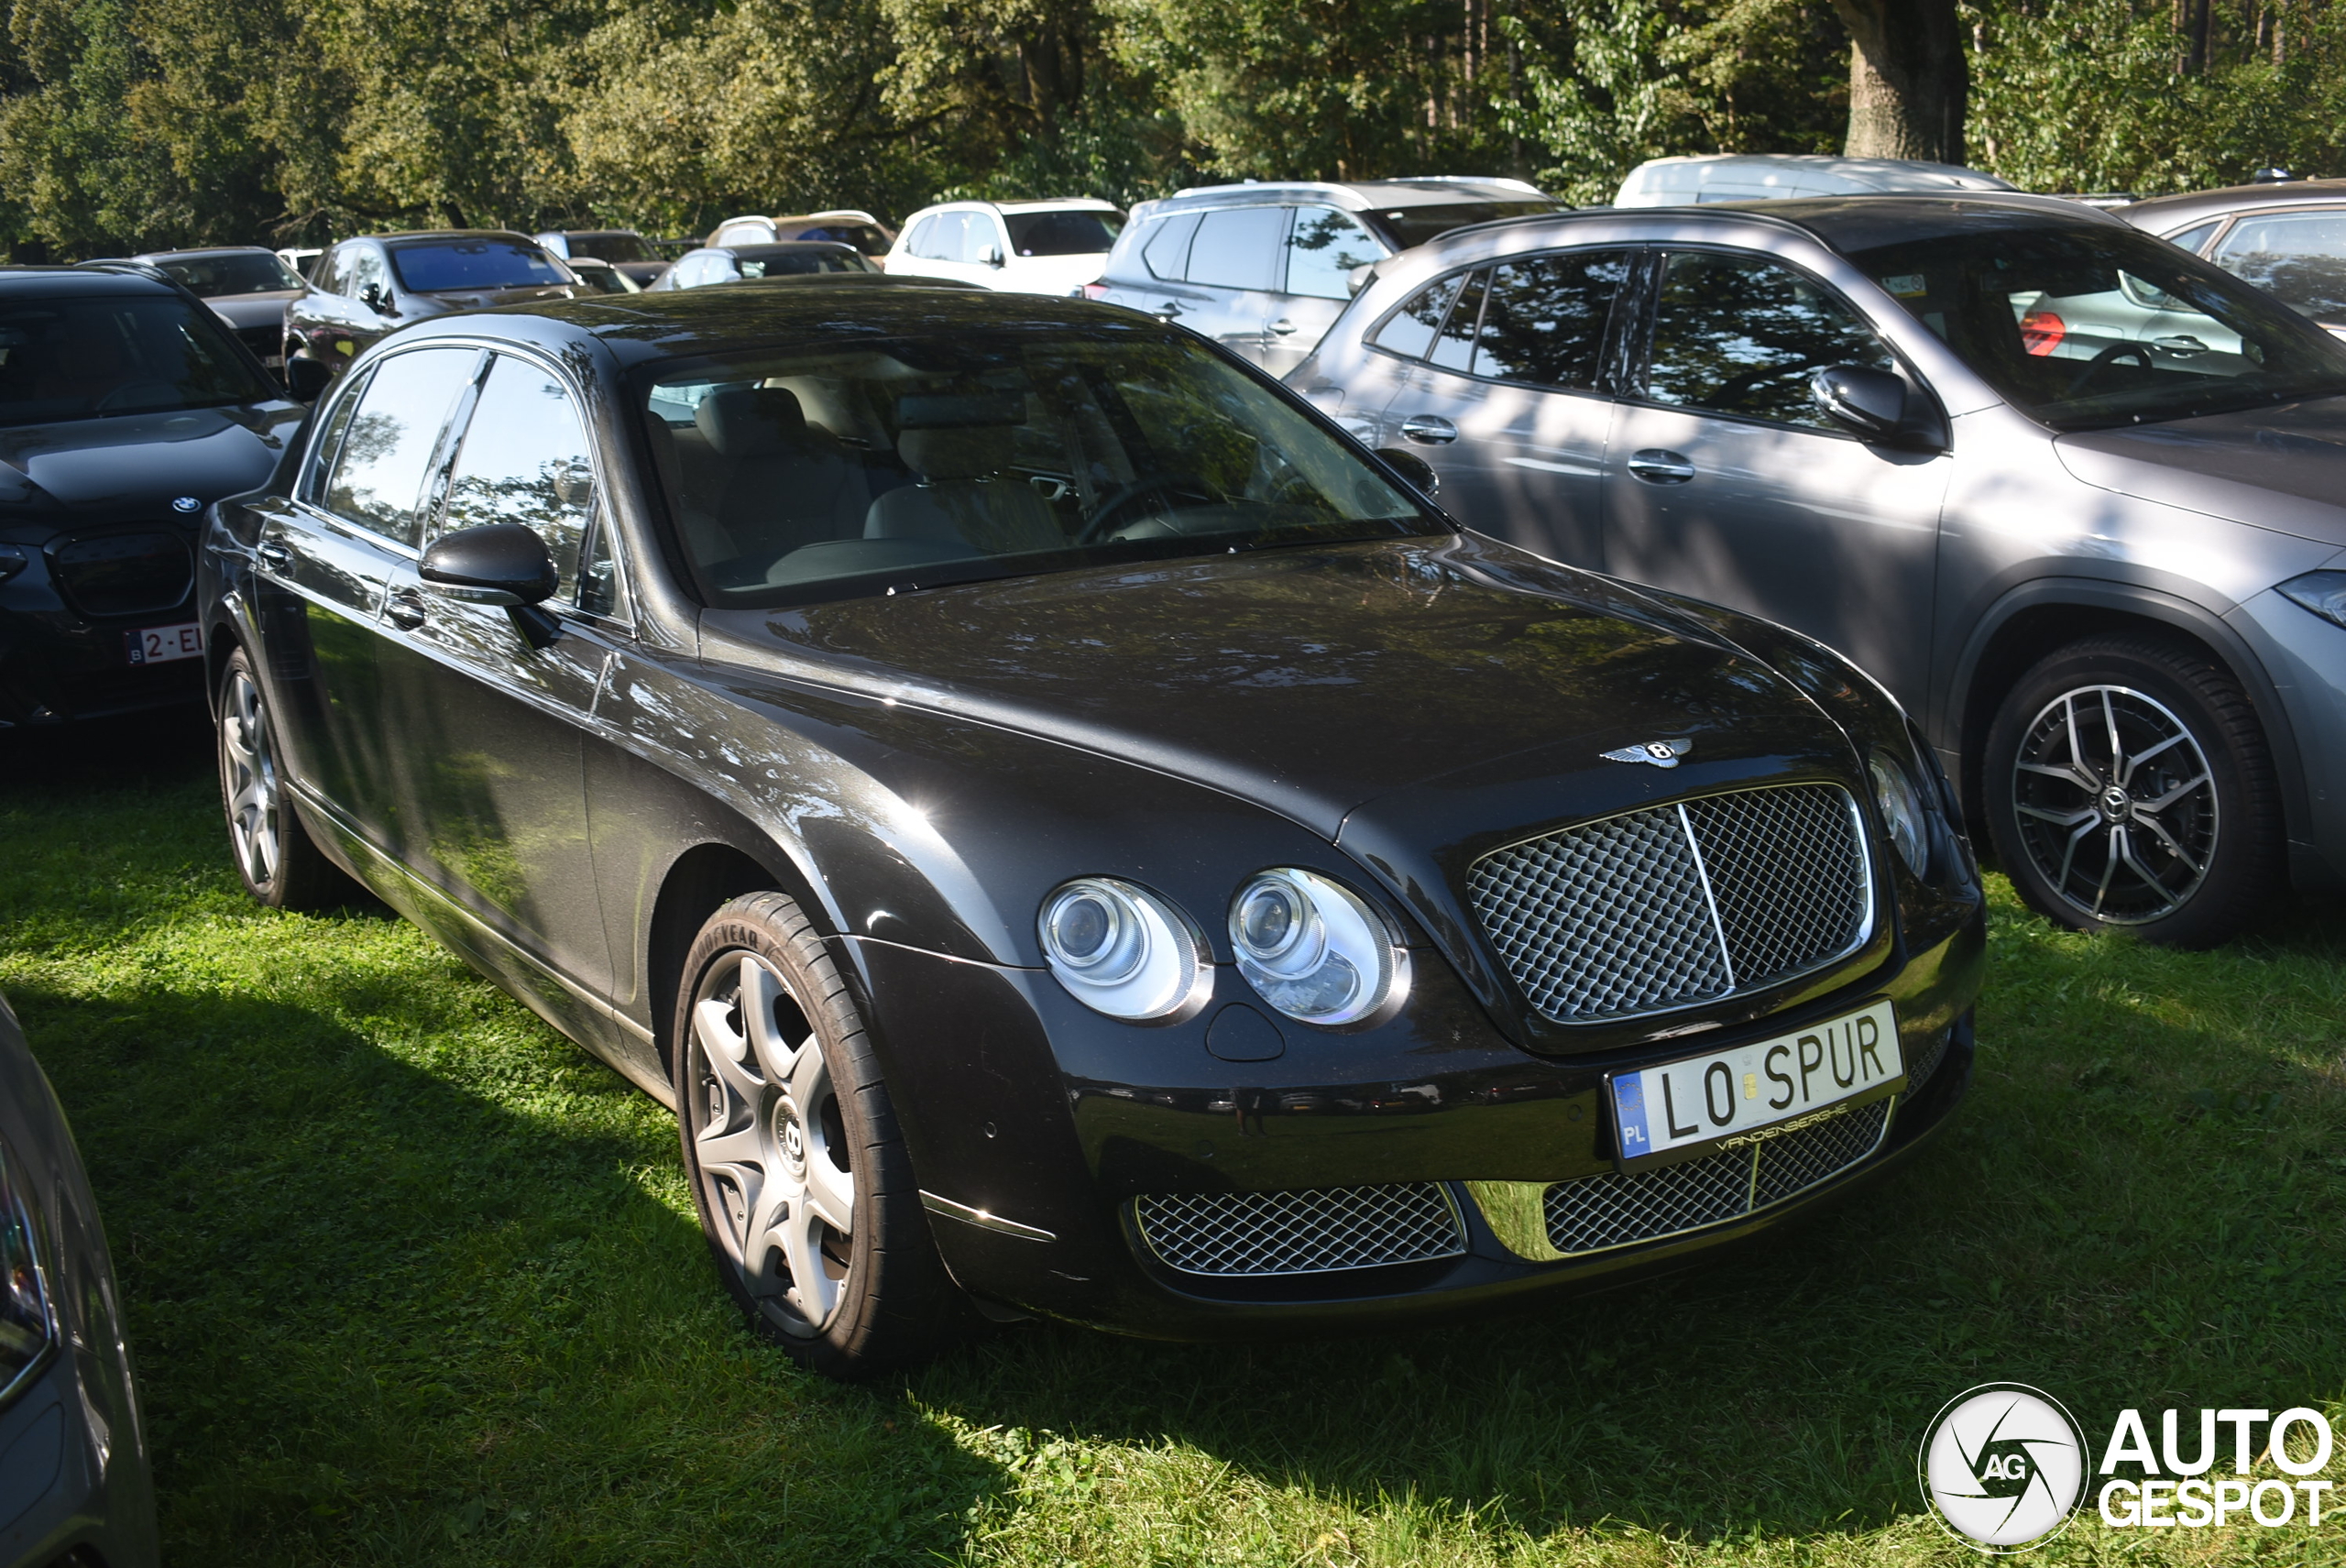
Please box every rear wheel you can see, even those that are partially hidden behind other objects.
[1983,632,2280,948]
[672,892,967,1377]
[216,647,354,910]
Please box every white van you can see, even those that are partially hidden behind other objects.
[1614,155,2016,206]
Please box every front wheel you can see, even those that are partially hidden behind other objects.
[216,647,355,910]
[672,892,968,1377]
[1983,632,2281,948]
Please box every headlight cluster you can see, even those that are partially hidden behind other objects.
[1039,869,1409,1026]
[1868,750,1930,877]
[0,1139,56,1409]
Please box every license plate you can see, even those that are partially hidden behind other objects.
[1611,998,1902,1166]
[126,622,203,665]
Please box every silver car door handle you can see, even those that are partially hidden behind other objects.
[385,589,427,630]
[1627,449,1696,484]
[1268,318,1299,335]
[1153,302,1183,319]
[1399,414,1458,445]
[256,540,293,573]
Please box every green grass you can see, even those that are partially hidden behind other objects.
[3,716,2341,1566]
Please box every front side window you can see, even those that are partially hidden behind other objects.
[153,252,304,297]
[1836,217,2346,429]
[1187,207,1286,292]
[1284,207,1385,301]
[0,293,280,427]
[2206,209,2346,326]
[1474,250,1632,388]
[641,327,1437,607]
[344,248,388,301]
[1643,253,1895,429]
[388,239,567,294]
[1005,211,1122,258]
[319,347,480,546]
[441,354,595,598]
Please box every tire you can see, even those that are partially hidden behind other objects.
[216,646,356,911]
[1983,632,2281,948]
[672,892,968,1377]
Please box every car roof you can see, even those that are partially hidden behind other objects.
[913,199,1121,216]
[718,241,861,258]
[2121,179,2346,232]
[128,246,280,262]
[397,283,1160,370]
[0,266,183,298]
[1416,191,2125,258]
[352,229,542,248]
[1159,178,1551,212]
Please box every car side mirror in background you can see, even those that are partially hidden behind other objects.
[978,244,1005,268]
[283,356,334,403]
[1375,447,1441,499]
[360,283,391,314]
[1811,364,1945,451]
[419,522,563,649]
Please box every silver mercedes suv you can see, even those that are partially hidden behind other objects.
[1289,193,2346,947]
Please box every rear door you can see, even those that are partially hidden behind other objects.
[1604,248,1950,705]
[1178,205,1290,364]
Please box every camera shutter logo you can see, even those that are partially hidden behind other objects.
[1920,1383,2088,1552]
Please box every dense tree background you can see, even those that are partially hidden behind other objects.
[2,0,2340,256]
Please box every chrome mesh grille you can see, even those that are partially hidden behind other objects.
[1541,1097,1892,1255]
[1468,784,1870,1025]
[1904,1028,1951,1095]
[1134,1184,1465,1277]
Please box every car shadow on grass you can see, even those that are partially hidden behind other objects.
[905,888,2346,1552]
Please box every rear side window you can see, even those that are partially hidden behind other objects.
[1427,270,1486,371]
[319,346,480,546]
[1474,250,1633,388]
[1187,206,1286,291]
[1373,274,1466,358]
[440,354,595,599]
[1643,252,1894,429]
[1141,214,1201,281]
[1284,207,1384,300]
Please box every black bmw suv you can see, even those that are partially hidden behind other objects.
[0,266,306,727]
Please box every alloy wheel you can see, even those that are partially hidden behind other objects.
[2009,684,2216,924]
[221,666,284,892]
[687,950,855,1337]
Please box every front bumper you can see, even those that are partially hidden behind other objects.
[0,547,205,727]
[0,1344,159,1568]
[840,913,1982,1340]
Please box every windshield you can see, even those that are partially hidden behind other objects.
[389,239,569,293]
[153,252,303,297]
[641,330,1436,606]
[1836,219,2346,429]
[781,221,892,257]
[0,294,278,426]
[565,231,653,263]
[1365,201,1561,250]
[1004,211,1124,258]
[738,248,871,278]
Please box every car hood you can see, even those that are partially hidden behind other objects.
[411,282,585,313]
[699,533,1836,841]
[205,292,300,330]
[0,403,301,521]
[2054,395,2346,546]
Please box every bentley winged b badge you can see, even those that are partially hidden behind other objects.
[1601,738,1694,769]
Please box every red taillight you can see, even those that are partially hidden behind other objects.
[2021,310,2066,356]
[1080,282,1110,300]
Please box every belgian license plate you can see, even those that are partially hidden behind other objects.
[126,622,203,665]
[1611,998,1902,1166]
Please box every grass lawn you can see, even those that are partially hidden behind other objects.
[2,714,2341,1566]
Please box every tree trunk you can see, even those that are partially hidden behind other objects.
[1830,0,1968,163]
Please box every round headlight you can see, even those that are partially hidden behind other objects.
[1869,751,1929,876]
[1229,869,1409,1026]
[1038,877,1209,1021]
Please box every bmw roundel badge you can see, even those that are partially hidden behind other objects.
[170,496,201,514]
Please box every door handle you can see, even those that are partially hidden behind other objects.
[256,540,293,573]
[1399,414,1458,445]
[1268,318,1299,335]
[1153,302,1183,319]
[385,589,427,630]
[1627,449,1696,484]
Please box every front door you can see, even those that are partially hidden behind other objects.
[1605,249,1950,706]
[1264,205,1385,378]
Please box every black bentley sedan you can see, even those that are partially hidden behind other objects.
[1,266,312,727]
[195,282,1983,1375]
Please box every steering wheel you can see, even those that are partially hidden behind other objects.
[2064,341,2156,397]
[1078,474,1220,543]
[93,379,181,412]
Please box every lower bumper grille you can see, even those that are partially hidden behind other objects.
[1134,1183,1466,1277]
[1542,1097,1892,1255]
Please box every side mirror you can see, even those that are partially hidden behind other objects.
[360,283,392,314]
[420,521,565,648]
[1809,364,1906,441]
[283,356,334,402]
[1375,447,1440,499]
[978,244,1005,268]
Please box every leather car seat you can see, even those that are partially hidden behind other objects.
[865,425,1064,555]
[692,387,866,561]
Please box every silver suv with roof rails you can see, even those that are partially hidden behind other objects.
[1090,178,1559,374]
[1290,192,2346,948]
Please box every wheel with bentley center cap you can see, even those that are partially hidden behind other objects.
[1983,632,2280,948]
[672,892,968,1376]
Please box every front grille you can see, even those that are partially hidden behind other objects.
[1134,1184,1465,1277]
[1467,784,1871,1025]
[1542,1096,1892,1255]
[49,531,192,618]
[1904,1027,1951,1095]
